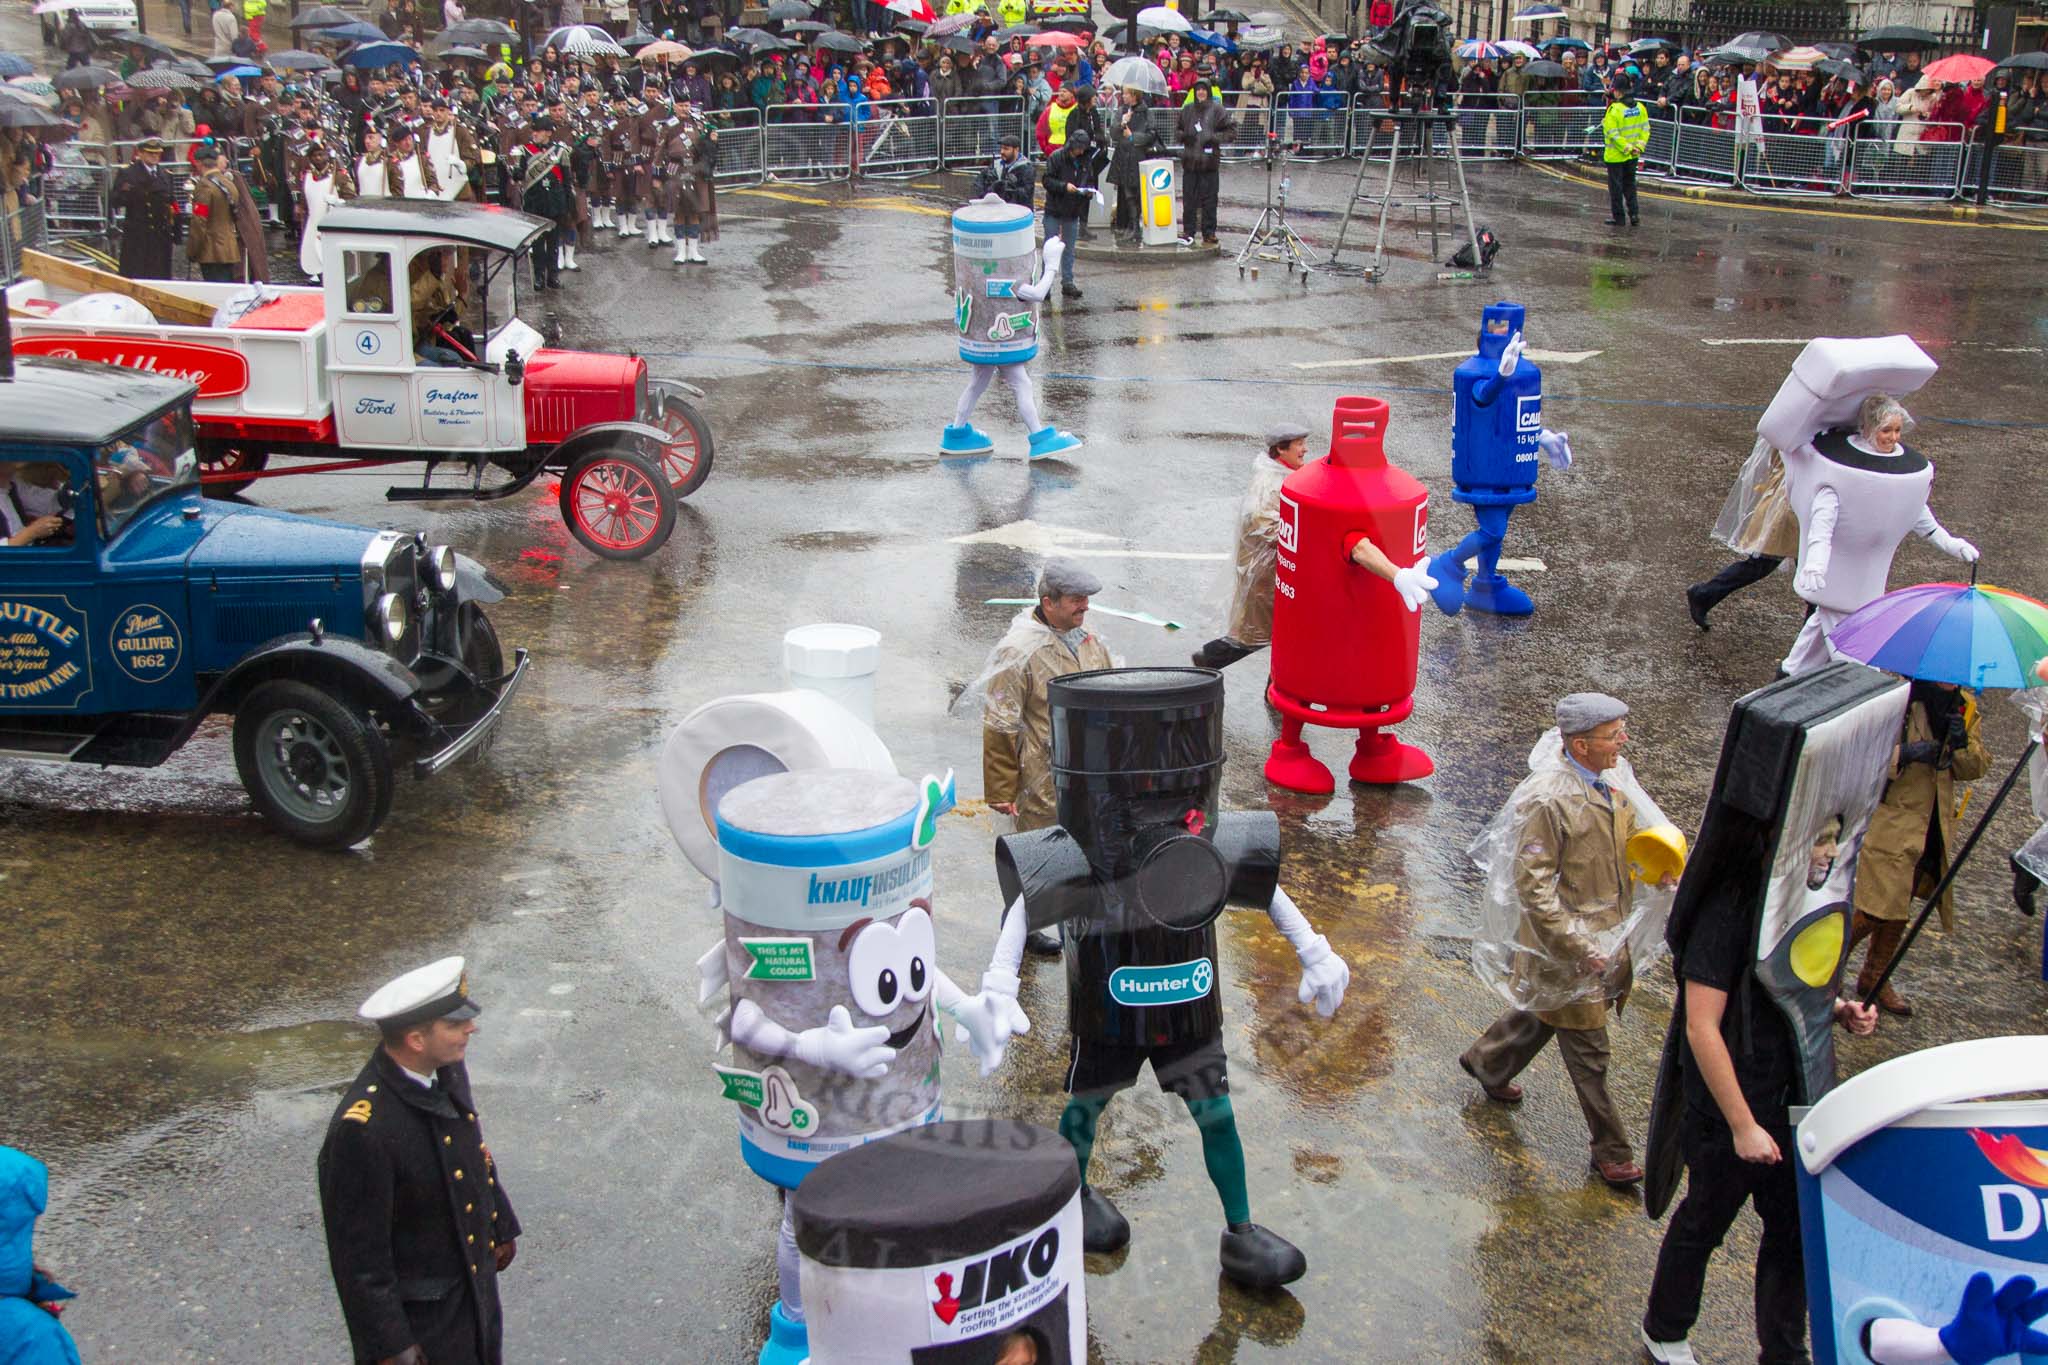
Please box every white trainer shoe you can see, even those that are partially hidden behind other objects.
[1640,1325,1698,1364]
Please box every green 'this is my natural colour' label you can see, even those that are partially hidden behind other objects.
[738,937,815,981]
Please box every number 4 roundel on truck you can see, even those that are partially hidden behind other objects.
[11,336,251,399]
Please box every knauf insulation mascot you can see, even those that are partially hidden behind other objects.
[1426,301,1575,618]
[940,195,1082,461]
[994,666,1352,1290]
[658,682,1035,1365]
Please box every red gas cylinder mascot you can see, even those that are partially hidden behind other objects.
[1265,396,1444,794]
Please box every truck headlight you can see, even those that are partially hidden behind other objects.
[373,591,410,645]
[428,545,458,593]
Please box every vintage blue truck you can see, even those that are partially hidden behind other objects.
[0,342,527,848]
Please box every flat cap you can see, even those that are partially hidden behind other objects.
[1036,556,1103,599]
[1265,420,1311,448]
[360,955,481,1030]
[1556,692,1628,735]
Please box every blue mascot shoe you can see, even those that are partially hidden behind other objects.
[1464,574,1534,617]
[939,423,995,457]
[758,1301,808,1365]
[1425,552,1468,616]
[1027,426,1083,459]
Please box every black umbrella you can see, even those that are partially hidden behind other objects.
[811,30,867,51]
[441,17,519,44]
[938,32,976,52]
[1812,41,1859,61]
[1703,42,1773,66]
[1728,30,1790,53]
[125,66,199,89]
[617,29,660,51]
[997,22,1040,37]
[892,17,931,33]
[688,46,743,65]
[765,0,813,18]
[108,29,176,54]
[1207,7,1249,20]
[165,56,215,76]
[1997,50,2048,71]
[1816,58,1864,82]
[52,64,121,89]
[267,48,338,70]
[0,100,70,130]
[435,44,490,61]
[1522,58,1567,77]
[289,5,354,28]
[783,19,831,32]
[726,25,782,48]
[1859,24,1942,51]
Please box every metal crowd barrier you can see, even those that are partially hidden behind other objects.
[711,107,766,188]
[43,143,111,238]
[1738,115,1841,197]
[1517,102,1604,160]
[1846,123,1969,200]
[0,200,50,285]
[855,99,941,178]
[1983,141,2048,205]
[940,95,1026,169]
[1450,93,1521,160]
[1666,118,1740,185]
[761,105,855,182]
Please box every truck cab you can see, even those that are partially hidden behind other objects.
[0,351,527,848]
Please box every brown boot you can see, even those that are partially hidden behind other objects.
[1854,916,1914,1017]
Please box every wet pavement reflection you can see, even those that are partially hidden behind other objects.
[4,159,2045,1362]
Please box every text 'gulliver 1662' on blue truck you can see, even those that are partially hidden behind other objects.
[0,311,527,849]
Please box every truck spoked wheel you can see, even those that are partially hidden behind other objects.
[196,440,271,498]
[232,681,394,848]
[653,394,715,497]
[559,447,677,561]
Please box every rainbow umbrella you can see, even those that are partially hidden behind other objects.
[1831,580,2048,692]
[1829,577,2048,1006]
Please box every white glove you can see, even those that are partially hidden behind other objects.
[1040,236,1065,269]
[1389,561,1437,612]
[1267,886,1350,1017]
[1089,187,1105,200]
[1498,329,1525,377]
[1293,934,1351,1018]
[791,1004,897,1079]
[1796,565,1828,595]
[1929,528,1980,563]
[1537,428,1573,471]
[949,970,1032,1077]
[695,939,729,1007]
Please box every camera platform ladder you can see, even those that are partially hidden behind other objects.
[1319,108,1484,283]
[1235,111,1314,286]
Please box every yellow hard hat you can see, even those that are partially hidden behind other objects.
[1627,824,1688,885]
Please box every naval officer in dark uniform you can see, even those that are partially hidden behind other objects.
[318,957,521,1365]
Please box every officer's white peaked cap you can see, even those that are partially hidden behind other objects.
[359,956,482,1028]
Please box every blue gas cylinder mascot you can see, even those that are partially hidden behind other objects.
[1426,302,1574,617]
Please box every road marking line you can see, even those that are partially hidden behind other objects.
[518,1008,575,1020]
[1700,338,1809,346]
[948,518,1227,560]
[729,187,950,218]
[1497,557,1547,572]
[1293,348,1602,370]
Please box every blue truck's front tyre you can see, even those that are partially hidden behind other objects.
[232,680,395,849]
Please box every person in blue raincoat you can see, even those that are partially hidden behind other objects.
[0,1146,81,1365]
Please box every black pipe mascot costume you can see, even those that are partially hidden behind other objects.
[994,667,1351,1289]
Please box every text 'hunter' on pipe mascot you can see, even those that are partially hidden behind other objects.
[993,666,1352,1290]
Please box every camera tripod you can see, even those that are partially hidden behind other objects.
[1234,100,1314,285]
[1320,103,1483,283]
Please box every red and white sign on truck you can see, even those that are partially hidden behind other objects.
[3,200,714,560]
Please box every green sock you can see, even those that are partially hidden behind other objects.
[1185,1094,1251,1226]
[1058,1094,1111,1185]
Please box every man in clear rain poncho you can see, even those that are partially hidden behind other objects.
[1460,693,1687,1189]
[965,557,1118,953]
[1192,419,1437,670]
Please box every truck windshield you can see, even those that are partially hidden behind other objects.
[481,249,519,340]
[97,408,197,542]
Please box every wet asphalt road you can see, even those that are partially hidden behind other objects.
[5,155,2048,1364]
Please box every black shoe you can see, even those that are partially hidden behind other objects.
[1630,218,1641,226]
[1219,1222,1306,1288]
[1685,584,1713,631]
[1026,927,1062,956]
[1081,1186,1130,1253]
[1604,217,1626,225]
[1061,283,1082,299]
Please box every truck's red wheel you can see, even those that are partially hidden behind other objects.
[196,440,271,498]
[559,447,677,560]
[653,394,715,498]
